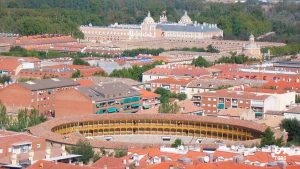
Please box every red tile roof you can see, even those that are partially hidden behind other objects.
[144,65,211,77]
[194,89,270,100]
[92,157,125,168]
[138,88,160,99]
[0,57,21,72]
[149,77,193,86]
[27,160,95,169]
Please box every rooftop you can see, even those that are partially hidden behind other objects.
[194,89,270,100]
[77,82,140,102]
[20,78,79,91]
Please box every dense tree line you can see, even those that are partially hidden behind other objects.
[192,56,211,67]
[263,44,300,57]
[1,46,115,59]
[0,0,299,42]
[216,52,257,64]
[121,48,165,57]
[171,45,220,53]
[109,61,162,81]
[73,57,90,66]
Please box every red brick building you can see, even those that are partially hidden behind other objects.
[18,65,104,79]
[54,82,142,117]
[0,78,78,115]
[0,130,46,159]
[192,90,270,116]
[0,57,22,76]
[148,77,193,93]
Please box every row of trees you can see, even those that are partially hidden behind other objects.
[1,46,116,59]
[1,0,299,42]
[192,52,257,68]
[171,45,220,53]
[263,44,300,57]
[109,61,162,81]
[0,102,46,132]
[121,48,165,57]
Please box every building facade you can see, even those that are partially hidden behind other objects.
[54,82,142,117]
[0,78,79,115]
[80,11,223,43]
[192,90,295,116]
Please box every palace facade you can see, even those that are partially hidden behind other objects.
[80,11,223,43]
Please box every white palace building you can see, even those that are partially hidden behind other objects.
[80,11,223,43]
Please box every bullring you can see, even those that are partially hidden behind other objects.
[28,114,269,149]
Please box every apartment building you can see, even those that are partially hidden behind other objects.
[192,89,295,117]
[0,78,79,115]
[54,82,142,117]
[147,77,193,93]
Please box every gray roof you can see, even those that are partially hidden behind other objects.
[20,78,79,91]
[187,79,267,88]
[157,23,222,33]
[285,106,300,114]
[77,82,140,102]
[87,76,143,87]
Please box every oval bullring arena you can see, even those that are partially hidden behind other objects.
[28,114,274,149]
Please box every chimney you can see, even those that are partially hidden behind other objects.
[61,144,67,156]
[169,165,174,169]
[10,153,17,165]
[39,162,44,168]
[103,165,107,169]
[122,159,127,165]
[29,150,35,164]
[45,146,51,160]
[79,162,84,166]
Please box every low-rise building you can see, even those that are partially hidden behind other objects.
[18,65,104,79]
[54,82,142,117]
[215,108,255,121]
[284,106,300,121]
[142,64,214,82]
[0,130,80,168]
[0,78,79,115]
[0,57,22,76]
[192,89,295,117]
[148,77,193,93]
[186,78,255,99]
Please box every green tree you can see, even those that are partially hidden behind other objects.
[73,57,90,66]
[114,149,128,158]
[295,95,300,104]
[206,44,220,53]
[177,93,187,101]
[261,127,283,147]
[0,75,11,84]
[192,56,211,67]
[171,138,183,148]
[70,140,95,164]
[7,109,46,132]
[281,118,300,144]
[72,70,81,78]
[0,102,9,129]
[158,102,180,114]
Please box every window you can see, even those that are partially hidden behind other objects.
[8,148,12,152]
[37,144,41,149]
[0,148,3,154]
